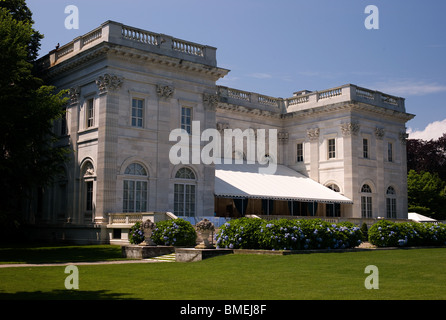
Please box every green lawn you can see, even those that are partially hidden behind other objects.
[0,246,445,300]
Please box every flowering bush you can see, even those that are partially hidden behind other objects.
[216,218,363,250]
[368,220,446,247]
[151,218,197,247]
[129,221,145,244]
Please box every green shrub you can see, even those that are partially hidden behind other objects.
[368,219,446,247]
[129,221,145,244]
[152,218,197,247]
[216,218,363,250]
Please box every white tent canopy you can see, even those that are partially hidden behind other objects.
[408,212,438,223]
[214,162,353,204]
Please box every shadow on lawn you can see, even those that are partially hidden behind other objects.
[0,289,139,300]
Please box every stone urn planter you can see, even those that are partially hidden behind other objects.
[195,218,215,249]
[141,219,156,246]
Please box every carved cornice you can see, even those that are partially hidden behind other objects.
[156,85,174,99]
[95,73,123,94]
[341,122,360,136]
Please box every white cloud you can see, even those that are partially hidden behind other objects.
[248,73,272,79]
[372,79,446,97]
[408,119,446,140]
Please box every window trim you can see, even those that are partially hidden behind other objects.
[86,97,95,128]
[181,106,193,135]
[296,142,304,162]
[387,142,393,162]
[122,163,149,213]
[131,98,144,128]
[363,138,369,159]
[328,138,336,159]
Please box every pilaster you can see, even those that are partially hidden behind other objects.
[94,73,123,225]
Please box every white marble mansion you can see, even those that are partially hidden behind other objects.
[33,21,414,243]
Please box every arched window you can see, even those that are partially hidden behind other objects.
[386,186,396,218]
[123,163,148,213]
[361,184,372,193]
[327,184,340,192]
[361,184,372,218]
[80,160,95,219]
[175,167,195,180]
[174,167,196,217]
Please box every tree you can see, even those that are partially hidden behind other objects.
[407,170,446,220]
[407,133,446,181]
[0,1,70,238]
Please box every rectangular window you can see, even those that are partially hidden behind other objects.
[86,98,94,128]
[123,180,147,213]
[361,196,372,218]
[328,139,336,159]
[86,181,93,212]
[174,183,196,217]
[386,198,396,218]
[388,142,393,162]
[296,143,304,162]
[181,106,192,134]
[60,111,67,136]
[363,138,369,159]
[131,98,144,128]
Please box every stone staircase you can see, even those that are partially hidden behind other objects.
[144,253,176,262]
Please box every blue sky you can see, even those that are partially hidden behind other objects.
[28,0,446,139]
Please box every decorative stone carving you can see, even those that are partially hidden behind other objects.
[340,122,360,136]
[399,132,408,144]
[278,131,289,143]
[156,84,174,99]
[142,220,156,246]
[216,122,229,133]
[203,93,219,110]
[83,162,95,177]
[195,218,215,249]
[68,86,80,104]
[307,128,320,141]
[375,127,385,140]
[95,74,123,94]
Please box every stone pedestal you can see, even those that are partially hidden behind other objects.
[122,245,174,259]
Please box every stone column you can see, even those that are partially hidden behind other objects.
[375,127,385,218]
[341,122,360,218]
[155,84,175,212]
[94,74,123,226]
[68,86,81,224]
[307,128,320,182]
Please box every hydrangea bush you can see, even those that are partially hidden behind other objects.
[129,221,145,244]
[216,218,363,250]
[151,218,197,247]
[368,219,446,247]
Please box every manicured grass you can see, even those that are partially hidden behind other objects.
[0,244,125,264]
[0,246,445,300]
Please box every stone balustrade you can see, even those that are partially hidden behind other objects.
[38,20,217,69]
[217,84,406,115]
